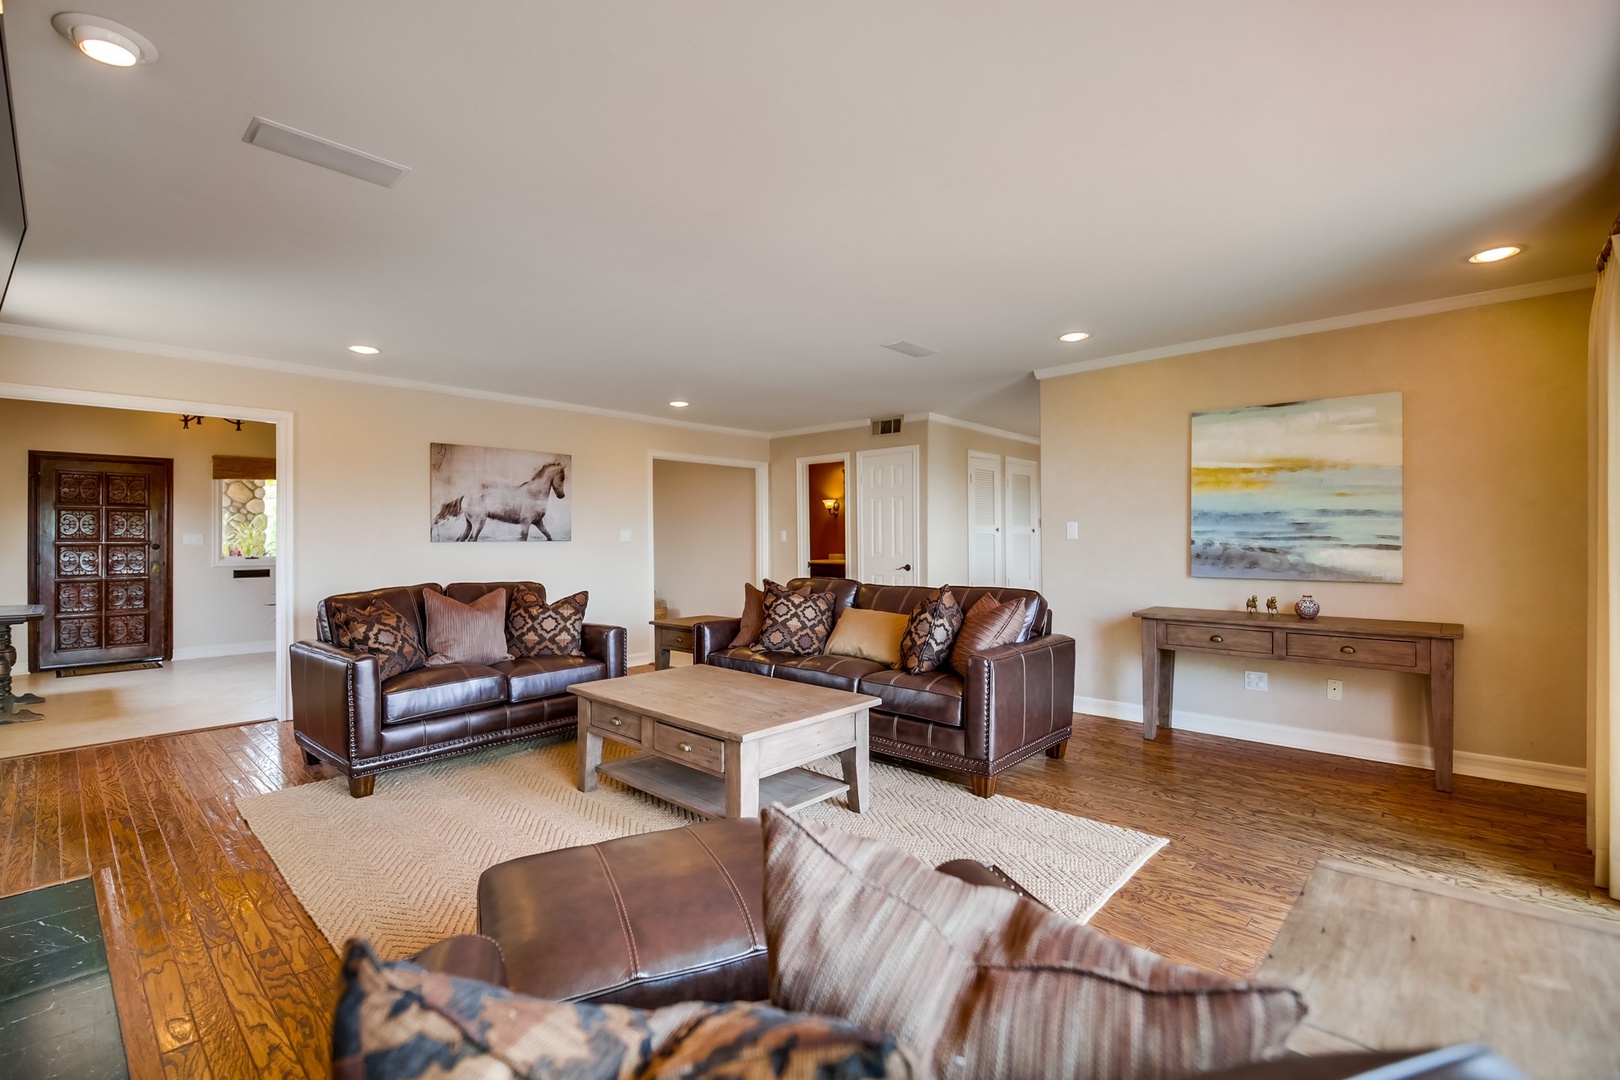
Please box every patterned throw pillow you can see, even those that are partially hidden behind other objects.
[332,939,916,1080]
[760,807,1306,1080]
[508,588,587,657]
[729,580,807,648]
[422,588,513,666]
[948,595,1028,673]
[898,587,964,674]
[329,599,429,681]
[757,581,835,655]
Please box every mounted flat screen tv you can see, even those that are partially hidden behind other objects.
[0,20,26,308]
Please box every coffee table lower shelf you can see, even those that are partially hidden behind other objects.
[597,754,849,819]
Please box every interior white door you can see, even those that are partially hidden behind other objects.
[1004,457,1041,590]
[967,451,1002,586]
[856,446,919,585]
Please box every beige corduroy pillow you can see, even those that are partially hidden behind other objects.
[760,806,1307,1080]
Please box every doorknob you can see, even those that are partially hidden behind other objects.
[897,563,912,572]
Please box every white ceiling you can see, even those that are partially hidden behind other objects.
[3,1,1618,437]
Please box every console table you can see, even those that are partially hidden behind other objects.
[0,604,46,724]
[1132,606,1463,791]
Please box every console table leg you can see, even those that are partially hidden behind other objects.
[1429,639,1455,793]
[1140,619,1174,740]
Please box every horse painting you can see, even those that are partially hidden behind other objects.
[434,461,568,541]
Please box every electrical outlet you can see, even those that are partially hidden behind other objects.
[1244,671,1268,692]
[1327,679,1343,701]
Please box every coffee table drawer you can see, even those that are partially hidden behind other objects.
[652,722,724,775]
[589,709,643,744]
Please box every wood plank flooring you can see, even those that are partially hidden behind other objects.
[0,713,1610,1077]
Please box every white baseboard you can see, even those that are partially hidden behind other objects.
[172,640,277,662]
[628,650,655,669]
[1074,696,1587,793]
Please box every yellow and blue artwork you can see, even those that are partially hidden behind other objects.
[1190,392,1402,583]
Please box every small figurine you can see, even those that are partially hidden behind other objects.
[1266,596,1279,615]
[1245,595,1259,614]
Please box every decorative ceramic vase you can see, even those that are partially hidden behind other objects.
[1294,595,1321,620]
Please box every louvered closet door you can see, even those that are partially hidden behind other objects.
[1004,457,1041,590]
[30,453,173,670]
[967,452,1002,586]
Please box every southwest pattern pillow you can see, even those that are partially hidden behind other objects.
[757,582,835,655]
[508,588,588,657]
[730,580,808,648]
[332,938,916,1080]
[898,587,964,675]
[329,599,429,681]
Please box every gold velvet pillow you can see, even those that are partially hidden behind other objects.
[948,595,1028,672]
[824,609,910,667]
[761,806,1306,1079]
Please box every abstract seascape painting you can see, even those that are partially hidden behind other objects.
[1190,392,1402,583]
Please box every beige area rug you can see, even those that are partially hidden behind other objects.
[239,739,1168,959]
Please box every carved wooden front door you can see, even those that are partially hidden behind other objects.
[29,453,173,671]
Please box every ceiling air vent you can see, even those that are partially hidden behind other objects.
[871,417,904,436]
[882,340,938,358]
[242,117,411,188]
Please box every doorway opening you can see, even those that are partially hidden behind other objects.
[0,384,293,758]
[795,453,852,579]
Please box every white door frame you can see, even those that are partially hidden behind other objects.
[647,450,769,608]
[855,444,921,585]
[795,453,851,579]
[0,381,296,720]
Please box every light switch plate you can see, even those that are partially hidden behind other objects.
[619,528,632,542]
[182,533,204,546]
[1065,521,1079,540]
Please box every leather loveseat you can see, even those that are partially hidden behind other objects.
[691,577,1075,797]
[290,581,625,797]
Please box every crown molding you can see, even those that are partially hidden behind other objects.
[922,412,1040,445]
[1033,274,1597,381]
[767,419,871,439]
[0,320,772,439]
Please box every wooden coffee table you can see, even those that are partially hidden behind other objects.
[571,664,878,818]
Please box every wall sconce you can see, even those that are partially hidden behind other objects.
[822,498,840,517]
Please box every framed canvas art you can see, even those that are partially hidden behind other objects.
[1190,392,1402,582]
[430,443,572,542]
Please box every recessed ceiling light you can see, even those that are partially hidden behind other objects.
[51,13,159,67]
[1468,245,1522,264]
[669,400,690,408]
[347,344,380,355]
[1058,331,1090,342]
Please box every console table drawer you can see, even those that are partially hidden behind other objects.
[653,722,725,775]
[1165,623,1273,655]
[589,709,643,744]
[1286,633,1418,669]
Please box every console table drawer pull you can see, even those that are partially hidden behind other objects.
[610,716,623,726]
[1210,634,1223,643]
[678,742,693,753]
[1340,645,1356,654]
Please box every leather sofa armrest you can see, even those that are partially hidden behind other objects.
[691,618,742,666]
[290,640,382,762]
[957,633,1077,763]
[582,624,627,678]
[410,934,509,988]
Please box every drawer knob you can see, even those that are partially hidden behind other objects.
[609,716,623,727]
[1340,645,1356,655]
[1209,634,1224,643]
[678,742,693,753]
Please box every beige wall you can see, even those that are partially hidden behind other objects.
[768,426,928,582]
[0,400,278,670]
[925,420,1042,586]
[652,459,756,618]
[0,335,769,669]
[1039,289,1590,770]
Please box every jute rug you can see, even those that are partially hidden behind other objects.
[240,739,1168,959]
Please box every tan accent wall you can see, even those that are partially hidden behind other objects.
[925,421,1041,586]
[652,459,756,619]
[0,400,278,670]
[1039,289,1590,767]
[0,335,768,666]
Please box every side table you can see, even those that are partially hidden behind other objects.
[650,615,724,670]
[0,604,46,724]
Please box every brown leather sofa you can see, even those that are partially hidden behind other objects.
[290,581,625,797]
[414,820,1522,1080]
[692,577,1075,797]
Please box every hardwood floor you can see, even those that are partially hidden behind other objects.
[0,714,1609,1077]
